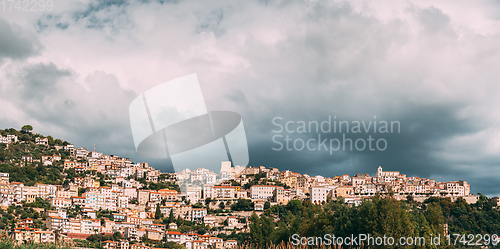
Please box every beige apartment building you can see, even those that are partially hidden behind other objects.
[137,190,150,205]
[279,176,297,188]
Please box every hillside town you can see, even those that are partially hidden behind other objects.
[0,130,489,249]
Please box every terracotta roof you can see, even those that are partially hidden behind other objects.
[64,233,92,239]
[159,189,177,192]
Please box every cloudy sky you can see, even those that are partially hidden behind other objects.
[1,0,500,196]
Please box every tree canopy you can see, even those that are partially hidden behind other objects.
[243,195,500,248]
[21,125,33,133]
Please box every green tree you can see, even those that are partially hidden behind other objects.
[112,231,123,240]
[204,197,212,208]
[286,200,303,215]
[21,125,33,133]
[166,209,175,224]
[264,201,271,210]
[155,203,163,220]
[47,135,54,145]
[192,202,203,208]
[248,212,274,247]
[219,201,225,210]
[54,139,63,146]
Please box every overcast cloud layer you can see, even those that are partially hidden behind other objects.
[1,0,500,196]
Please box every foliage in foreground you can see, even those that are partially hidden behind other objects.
[244,194,500,248]
[0,240,72,249]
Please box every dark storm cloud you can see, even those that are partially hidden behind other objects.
[0,18,42,60]
[243,99,497,195]
[2,63,142,170]
[17,63,71,99]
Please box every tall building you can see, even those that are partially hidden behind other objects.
[220,161,232,173]
[137,190,150,205]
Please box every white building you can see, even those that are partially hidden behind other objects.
[377,166,400,182]
[310,186,328,204]
[250,185,278,200]
[35,137,49,146]
[0,135,17,144]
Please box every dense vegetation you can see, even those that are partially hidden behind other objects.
[0,239,71,249]
[231,198,254,211]
[0,163,65,186]
[0,128,70,186]
[243,194,500,248]
[242,173,289,189]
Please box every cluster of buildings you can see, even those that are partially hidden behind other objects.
[176,165,476,208]
[2,143,243,249]
[0,136,480,248]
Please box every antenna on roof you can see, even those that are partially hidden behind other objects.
[94,145,96,152]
